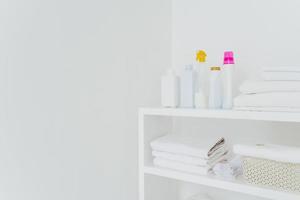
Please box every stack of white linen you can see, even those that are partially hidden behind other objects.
[234,67,300,112]
[150,134,228,175]
[262,66,300,81]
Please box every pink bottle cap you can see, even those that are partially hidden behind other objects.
[223,51,235,64]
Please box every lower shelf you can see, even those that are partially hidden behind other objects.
[144,165,300,200]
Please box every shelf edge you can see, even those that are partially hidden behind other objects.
[144,166,300,200]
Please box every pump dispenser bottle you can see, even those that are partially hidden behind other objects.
[194,50,207,108]
[222,51,235,109]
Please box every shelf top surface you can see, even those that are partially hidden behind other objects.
[144,166,300,200]
[139,107,300,122]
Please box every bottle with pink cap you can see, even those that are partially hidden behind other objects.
[222,51,235,109]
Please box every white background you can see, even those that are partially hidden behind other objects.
[0,0,171,200]
[1,0,300,200]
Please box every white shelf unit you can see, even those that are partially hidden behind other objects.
[138,107,300,200]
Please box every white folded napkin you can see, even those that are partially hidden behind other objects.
[153,157,210,175]
[234,106,300,112]
[234,92,300,108]
[152,150,228,167]
[239,80,300,94]
[150,134,226,159]
[261,67,300,80]
[262,72,300,81]
[262,66,300,72]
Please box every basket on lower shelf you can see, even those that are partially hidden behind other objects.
[243,157,300,192]
[234,144,300,193]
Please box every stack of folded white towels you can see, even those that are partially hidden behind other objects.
[234,67,300,112]
[150,134,228,175]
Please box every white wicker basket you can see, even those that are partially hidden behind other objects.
[234,144,300,193]
[242,156,300,192]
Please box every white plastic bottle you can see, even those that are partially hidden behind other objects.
[195,50,207,109]
[161,69,179,108]
[180,65,195,108]
[222,51,234,109]
[209,66,222,109]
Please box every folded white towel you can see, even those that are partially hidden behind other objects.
[150,134,226,159]
[263,66,300,72]
[152,150,228,167]
[234,92,300,108]
[262,72,300,81]
[239,80,300,94]
[234,106,300,112]
[233,144,300,164]
[153,158,210,175]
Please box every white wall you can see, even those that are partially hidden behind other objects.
[173,0,300,84]
[0,0,171,200]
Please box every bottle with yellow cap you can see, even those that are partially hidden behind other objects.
[209,66,222,109]
[195,50,207,108]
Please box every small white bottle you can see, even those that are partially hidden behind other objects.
[195,50,207,109]
[222,51,234,109]
[161,69,179,108]
[180,65,195,108]
[209,66,222,109]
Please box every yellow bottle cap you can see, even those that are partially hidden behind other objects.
[210,66,221,71]
[196,50,207,63]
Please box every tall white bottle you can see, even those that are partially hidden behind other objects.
[161,69,179,107]
[194,50,207,109]
[222,51,234,109]
[180,65,195,108]
[209,66,222,109]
